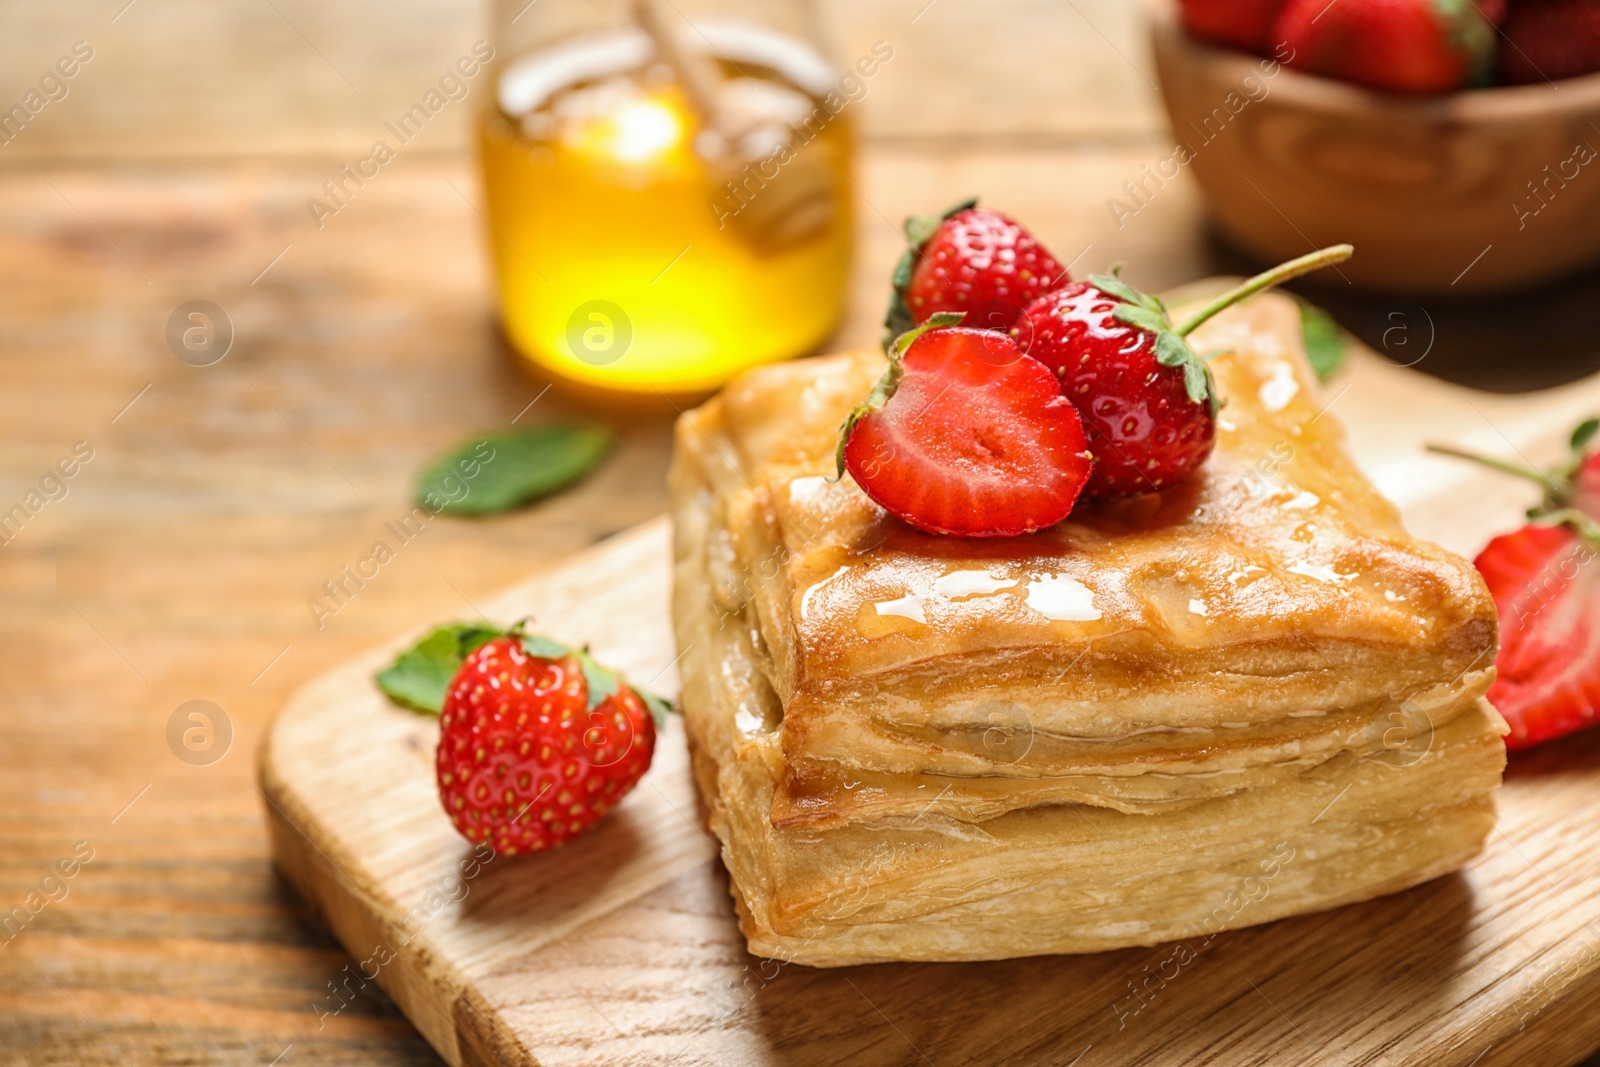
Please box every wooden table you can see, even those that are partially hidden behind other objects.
[6,2,1600,1063]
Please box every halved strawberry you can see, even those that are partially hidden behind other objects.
[1432,419,1600,749]
[1477,524,1600,749]
[837,314,1093,537]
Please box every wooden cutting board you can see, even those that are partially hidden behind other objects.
[260,341,1600,1067]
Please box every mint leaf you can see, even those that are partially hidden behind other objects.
[376,623,504,713]
[416,425,611,517]
[1295,299,1353,382]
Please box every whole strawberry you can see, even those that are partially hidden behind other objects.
[1018,279,1218,498]
[1274,0,1496,93]
[885,200,1068,339]
[838,314,1093,537]
[1178,0,1292,53]
[435,635,658,854]
[1016,245,1352,498]
[1432,420,1600,749]
[1498,0,1600,84]
[376,624,665,855]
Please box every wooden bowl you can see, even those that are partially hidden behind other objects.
[1149,0,1600,295]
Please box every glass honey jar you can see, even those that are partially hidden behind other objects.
[480,0,856,395]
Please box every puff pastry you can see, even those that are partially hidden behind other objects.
[669,291,1506,966]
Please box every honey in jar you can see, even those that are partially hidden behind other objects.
[479,19,855,395]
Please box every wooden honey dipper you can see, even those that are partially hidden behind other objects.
[633,0,837,251]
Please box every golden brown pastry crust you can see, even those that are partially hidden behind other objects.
[669,292,1507,966]
[678,295,1495,770]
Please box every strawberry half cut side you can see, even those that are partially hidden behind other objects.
[1476,524,1600,749]
[837,314,1094,538]
[1431,418,1600,749]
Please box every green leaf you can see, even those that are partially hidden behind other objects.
[1182,362,1210,407]
[577,651,620,711]
[891,311,964,357]
[884,251,919,342]
[1295,299,1353,382]
[377,621,680,727]
[519,634,570,660]
[417,425,611,517]
[639,690,674,729]
[1572,417,1600,454]
[1531,506,1600,549]
[1153,330,1193,368]
[575,647,675,727]
[1089,262,1218,413]
[376,623,505,714]
[1088,267,1147,309]
[902,214,940,250]
[1112,304,1169,335]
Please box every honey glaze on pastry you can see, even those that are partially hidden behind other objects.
[669,291,1506,966]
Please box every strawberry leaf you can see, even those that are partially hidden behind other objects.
[376,623,505,714]
[837,312,964,479]
[1112,304,1169,335]
[1089,267,1165,316]
[1152,330,1189,366]
[576,650,620,711]
[884,198,978,345]
[1088,268,1147,310]
[1573,417,1600,454]
[1094,269,1219,414]
[1182,362,1211,407]
[519,634,571,660]
[575,648,675,726]
[638,690,674,729]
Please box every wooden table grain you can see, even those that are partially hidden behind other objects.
[6,2,1600,1064]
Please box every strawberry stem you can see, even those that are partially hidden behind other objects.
[1425,443,1554,487]
[1172,245,1354,339]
